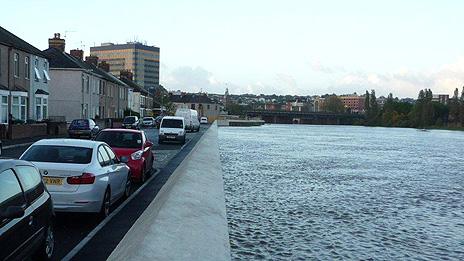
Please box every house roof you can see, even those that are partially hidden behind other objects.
[119,78,150,96]
[0,83,8,91]
[0,26,45,57]
[35,89,49,95]
[12,85,27,92]
[170,94,215,104]
[43,48,128,87]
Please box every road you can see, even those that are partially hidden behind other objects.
[2,125,209,260]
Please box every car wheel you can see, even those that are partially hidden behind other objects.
[35,224,54,260]
[181,137,186,145]
[99,188,111,219]
[124,173,132,198]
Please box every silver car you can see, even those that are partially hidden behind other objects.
[20,139,131,217]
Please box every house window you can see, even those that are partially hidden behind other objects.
[43,98,47,119]
[191,104,195,109]
[207,104,210,110]
[12,96,27,122]
[36,98,42,120]
[24,57,30,79]
[14,53,19,77]
[1,96,8,123]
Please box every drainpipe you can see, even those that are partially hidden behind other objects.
[7,47,12,139]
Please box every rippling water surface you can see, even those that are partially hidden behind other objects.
[218,125,464,260]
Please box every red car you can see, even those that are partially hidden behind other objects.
[95,129,154,183]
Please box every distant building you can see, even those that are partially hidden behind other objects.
[0,26,51,123]
[90,42,160,91]
[119,70,153,117]
[313,97,325,112]
[44,34,130,121]
[170,93,221,122]
[432,94,449,105]
[339,94,365,113]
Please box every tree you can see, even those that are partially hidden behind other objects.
[449,88,460,125]
[323,95,345,113]
[365,90,379,125]
[364,90,370,112]
[460,87,464,126]
[382,93,395,126]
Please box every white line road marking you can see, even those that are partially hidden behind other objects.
[62,168,161,261]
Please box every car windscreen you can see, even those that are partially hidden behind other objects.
[143,117,153,121]
[123,117,136,124]
[161,119,183,129]
[95,131,143,148]
[21,145,93,164]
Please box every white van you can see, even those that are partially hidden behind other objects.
[175,108,200,132]
[158,116,186,144]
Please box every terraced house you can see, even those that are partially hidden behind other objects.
[44,34,130,122]
[0,26,50,123]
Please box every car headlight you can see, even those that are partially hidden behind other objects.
[178,130,184,135]
[160,130,165,135]
[131,150,143,160]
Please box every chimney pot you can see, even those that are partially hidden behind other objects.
[48,33,65,52]
[70,49,84,61]
[85,55,99,66]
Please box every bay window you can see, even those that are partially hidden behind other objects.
[12,95,27,122]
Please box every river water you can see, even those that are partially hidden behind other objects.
[218,124,464,260]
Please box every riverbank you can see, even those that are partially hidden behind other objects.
[108,122,231,261]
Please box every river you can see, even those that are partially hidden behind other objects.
[218,124,464,260]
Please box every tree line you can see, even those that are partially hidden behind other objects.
[363,87,464,128]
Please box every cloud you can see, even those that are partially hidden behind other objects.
[310,60,345,74]
[331,57,464,97]
[162,57,464,97]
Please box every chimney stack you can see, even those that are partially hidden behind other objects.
[98,61,110,72]
[70,49,84,61]
[48,33,65,52]
[120,70,133,81]
[85,55,99,66]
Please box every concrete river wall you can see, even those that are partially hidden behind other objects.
[108,122,231,261]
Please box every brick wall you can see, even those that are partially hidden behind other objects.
[11,123,47,139]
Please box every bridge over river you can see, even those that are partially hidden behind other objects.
[246,110,365,125]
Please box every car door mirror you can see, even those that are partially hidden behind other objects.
[145,141,153,147]
[1,206,25,219]
[120,156,129,163]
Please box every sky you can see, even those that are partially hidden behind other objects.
[2,0,464,97]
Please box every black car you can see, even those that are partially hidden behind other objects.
[0,160,55,260]
[68,119,100,139]
[154,115,164,129]
[122,116,140,129]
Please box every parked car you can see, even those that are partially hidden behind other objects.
[68,119,100,139]
[158,116,186,144]
[175,108,200,132]
[95,129,154,183]
[142,117,155,127]
[154,115,164,129]
[0,159,55,260]
[200,117,208,124]
[122,116,140,129]
[20,139,131,218]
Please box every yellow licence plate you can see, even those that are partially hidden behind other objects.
[43,177,63,185]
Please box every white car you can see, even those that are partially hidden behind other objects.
[142,117,155,127]
[200,117,208,124]
[158,116,186,144]
[20,139,131,217]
